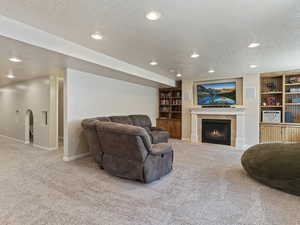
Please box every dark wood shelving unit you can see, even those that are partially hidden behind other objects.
[157,81,182,139]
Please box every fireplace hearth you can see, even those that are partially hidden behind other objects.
[202,119,231,145]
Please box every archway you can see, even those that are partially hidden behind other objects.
[25,109,34,144]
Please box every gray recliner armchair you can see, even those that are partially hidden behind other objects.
[81,115,170,167]
[96,122,173,183]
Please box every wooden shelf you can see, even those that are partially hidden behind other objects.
[260,122,300,126]
[285,92,300,95]
[285,83,300,86]
[261,91,282,94]
[286,103,300,106]
[260,105,282,108]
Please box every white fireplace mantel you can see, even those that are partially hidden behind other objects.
[190,106,246,149]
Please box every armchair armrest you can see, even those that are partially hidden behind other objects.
[150,143,173,156]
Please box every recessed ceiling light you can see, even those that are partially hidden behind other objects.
[176,73,182,77]
[146,11,161,21]
[9,57,22,63]
[190,52,200,58]
[208,70,215,73]
[7,74,15,79]
[91,32,103,40]
[149,61,158,66]
[248,42,260,48]
[250,64,258,68]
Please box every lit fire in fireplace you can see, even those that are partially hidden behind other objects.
[210,129,223,137]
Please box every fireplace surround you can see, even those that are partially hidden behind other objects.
[190,107,246,149]
[202,119,231,145]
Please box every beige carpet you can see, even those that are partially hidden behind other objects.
[0,136,299,225]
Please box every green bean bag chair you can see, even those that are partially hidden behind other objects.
[241,143,300,196]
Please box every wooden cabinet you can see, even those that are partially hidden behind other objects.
[157,119,181,139]
[260,123,300,143]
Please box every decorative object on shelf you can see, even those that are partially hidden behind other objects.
[262,110,281,123]
[262,102,267,106]
[292,98,300,103]
[289,87,300,93]
[285,112,294,123]
[266,96,276,105]
[287,76,298,84]
[287,75,300,84]
[266,81,277,92]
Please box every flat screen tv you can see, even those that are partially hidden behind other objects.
[196,81,236,105]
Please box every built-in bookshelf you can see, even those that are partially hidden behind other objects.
[260,71,300,143]
[157,82,182,139]
[159,87,182,119]
[260,72,300,123]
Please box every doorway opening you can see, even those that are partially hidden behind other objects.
[57,78,64,152]
[25,109,34,144]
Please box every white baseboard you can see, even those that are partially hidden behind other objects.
[33,144,57,151]
[0,134,57,151]
[181,138,190,141]
[0,134,24,143]
[63,152,90,162]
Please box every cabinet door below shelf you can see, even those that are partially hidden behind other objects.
[156,119,169,132]
[260,125,283,143]
[283,126,300,142]
[156,119,182,139]
[169,120,181,139]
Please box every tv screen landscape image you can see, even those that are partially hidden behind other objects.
[197,81,236,105]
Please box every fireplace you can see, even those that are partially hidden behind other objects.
[202,119,231,145]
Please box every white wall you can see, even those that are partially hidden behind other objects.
[64,69,158,161]
[243,74,260,146]
[181,74,260,147]
[0,77,54,148]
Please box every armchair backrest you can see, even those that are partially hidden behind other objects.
[109,116,133,125]
[96,122,152,162]
[81,117,111,162]
[129,115,152,129]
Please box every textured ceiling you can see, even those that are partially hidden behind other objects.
[0,0,300,79]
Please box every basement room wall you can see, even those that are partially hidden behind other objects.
[0,77,53,149]
[64,68,159,161]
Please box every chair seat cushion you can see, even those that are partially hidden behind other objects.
[151,130,169,144]
[241,143,300,196]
